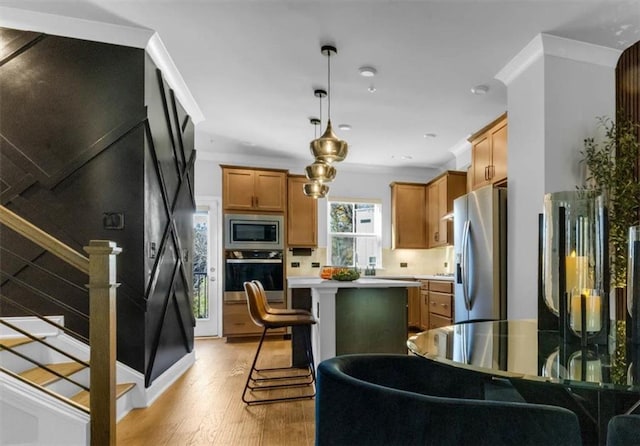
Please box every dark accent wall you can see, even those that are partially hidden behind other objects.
[0,27,195,386]
[616,40,640,220]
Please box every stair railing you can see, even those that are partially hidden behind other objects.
[0,205,120,446]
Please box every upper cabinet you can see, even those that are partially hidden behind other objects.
[469,113,507,190]
[287,175,317,247]
[427,171,467,248]
[222,166,287,212]
[390,182,428,249]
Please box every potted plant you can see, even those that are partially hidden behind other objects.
[580,114,639,384]
[580,114,640,293]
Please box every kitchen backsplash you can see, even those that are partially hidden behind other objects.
[286,246,454,277]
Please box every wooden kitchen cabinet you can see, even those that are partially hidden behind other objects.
[287,175,317,247]
[427,171,467,248]
[469,113,507,190]
[428,280,454,328]
[391,182,428,249]
[223,301,287,337]
[407,285,421,329]
[222,166,287,212]
[419,280,430,330]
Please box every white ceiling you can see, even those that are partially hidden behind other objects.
[3,0,640,170]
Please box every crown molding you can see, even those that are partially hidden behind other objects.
[0,6,204,124]
[496,33,622,86]
[146,33,204,124]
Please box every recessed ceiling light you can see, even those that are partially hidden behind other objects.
[471,85,489,95]
[359,66,377,77]
[338,124,352,131]
[368,86,377,93]
[424,133,437,139]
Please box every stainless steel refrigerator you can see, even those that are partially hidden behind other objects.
[453,185,507,323]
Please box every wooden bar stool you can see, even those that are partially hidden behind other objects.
[242,281,316,405]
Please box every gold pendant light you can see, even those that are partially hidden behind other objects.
[310,45,348,164]
[303,181,329,199]
[305,109,336,184]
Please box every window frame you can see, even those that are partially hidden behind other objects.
[326,197,383,268]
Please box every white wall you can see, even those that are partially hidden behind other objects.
[497,34,620,319]
[195,152,441,249]
[503,53,546,320]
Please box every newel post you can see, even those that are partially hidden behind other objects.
[84,240,121,446]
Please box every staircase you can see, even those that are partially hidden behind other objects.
[0,205,125,445]
[0,317,138,445]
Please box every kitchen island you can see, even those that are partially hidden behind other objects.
[288,277,420,368]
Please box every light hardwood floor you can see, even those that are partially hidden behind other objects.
[117,337,315,446]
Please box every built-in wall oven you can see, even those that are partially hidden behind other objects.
[224,250,284,303]
[223,213,285,303]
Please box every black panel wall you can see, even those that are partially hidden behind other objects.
[0,27,195,386]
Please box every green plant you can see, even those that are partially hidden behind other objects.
[580,114,640,287]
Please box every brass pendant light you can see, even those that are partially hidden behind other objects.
[305,95,336,184]
[303,181,329,199]
[304,91,333,198]
[310,45,348,164]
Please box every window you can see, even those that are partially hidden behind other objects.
[327,199,382,268]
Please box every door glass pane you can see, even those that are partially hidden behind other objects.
[193,211,209,319]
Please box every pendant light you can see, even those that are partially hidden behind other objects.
[310,45,348,164]
[305,90,336,184]
[303,180,329,199]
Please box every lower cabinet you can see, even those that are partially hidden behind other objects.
[428,280,454,328]
[407,286,421,329]
[223,301,287,337]
[419,281,430,330]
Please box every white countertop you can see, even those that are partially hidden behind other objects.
[287,276,420,289]
[287,274,455,283]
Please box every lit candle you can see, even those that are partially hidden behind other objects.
[569,355,603,383]
[569,292,602,333]
[565,251,589,293]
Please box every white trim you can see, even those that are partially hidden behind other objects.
[146,33,204,125]
[496,33,622,86]
[448,137,472,158]
[0,316,64,338]
[540,33,622,69]
[140,350,196,407]
[495,34,544,86]
[0,6,204,126]
[0,372,90,445]
[0,6,153,49]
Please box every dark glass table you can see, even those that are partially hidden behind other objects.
[407,319,640,445]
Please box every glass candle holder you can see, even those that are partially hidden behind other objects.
[628,226,640,318]
[568,350,603,383]
[568,289,604,336]
[542,191,605,317]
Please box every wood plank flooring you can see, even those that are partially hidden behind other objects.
[117,337,315,446]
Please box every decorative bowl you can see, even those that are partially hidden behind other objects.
[331,268,360,281]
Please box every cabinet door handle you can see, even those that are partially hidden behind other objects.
[255,196,259,207]
[484,166,489,180]
[490,164,495,179]
[441,303,448,308]
[434,231,439,242]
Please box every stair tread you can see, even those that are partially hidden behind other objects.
[70,382,136,409]
[0,337,40,349]
[20,362,87,386]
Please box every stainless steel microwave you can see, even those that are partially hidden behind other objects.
[224,214,284,250]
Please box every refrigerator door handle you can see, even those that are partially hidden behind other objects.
[461,220,471,311]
